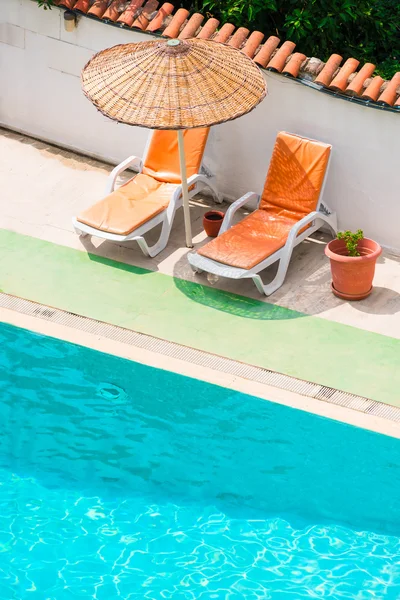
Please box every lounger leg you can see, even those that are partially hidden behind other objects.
[134,234,168,258]
[251,247,294,296]
[74,225,89,238]
[132,216,174,258]
[207,181,223,204]
[190,264,203,274]
[251,274,268,295]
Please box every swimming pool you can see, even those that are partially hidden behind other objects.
[1,321,399,598]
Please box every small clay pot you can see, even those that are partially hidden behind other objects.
[203,210,225,238]
[325,237,382,300]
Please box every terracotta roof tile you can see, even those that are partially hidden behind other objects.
[242,31,264,58]
[267,41,296,72]
[57,0,76,8]
[88,1,109,18]
[162,8,189,38]
[213,23,235,43]
[53,1,400,111]
[377,73,400,106]
[73,0,91,11]
[197,17,219,40]
[345,63,375,96]
[132,0,158,29]
[283,52,306,77]
[228,27,250,49]
[362,76,385,101]
[103,1,127,21]
[314,54,343,86]
[146,2,173,32]
[254,36,280,68]
[117,0,144,26]
[329,58,360,91]
[179,13,204,39]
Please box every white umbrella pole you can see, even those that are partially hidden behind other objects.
[177,129,193,248]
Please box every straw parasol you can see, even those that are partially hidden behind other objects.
[81,37,267,247]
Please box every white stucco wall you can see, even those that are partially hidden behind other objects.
[1,0,399,249]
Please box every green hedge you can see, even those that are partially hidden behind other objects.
[181,0,399,78]
[36,0,399,78]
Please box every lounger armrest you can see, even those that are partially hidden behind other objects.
[185,174,222,203]
[105,156,143,194]
[285,211,320,246]
[219,192,260,235]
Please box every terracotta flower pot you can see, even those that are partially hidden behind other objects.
[203,210,225,238]
[325,238,382,300]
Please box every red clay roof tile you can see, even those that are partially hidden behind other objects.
[329,58,360,91]
[162,8,189,38]
[345,63,376,96]
[73,0,91,12]
[58,0,76,8]
[117,0,144,26]
[103,1,127,21]
[228,27,250,49]
[362,76,385,101]
[179,13,204,39]
[197,17,220,40]
[314,54,343,86]
[51,1,399,112]
[146,2,173,32]
[213,23,235,43]
[283,52,306,77]
[132,0,158,29]
[88,1,109,18]
[377,73,400,106]
[267,41,296,72]
[254,36,280,68]
[242,31,264,58]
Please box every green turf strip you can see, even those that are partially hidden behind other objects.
[1,228,399,405]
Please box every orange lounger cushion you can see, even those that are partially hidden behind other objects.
[259,132,331,219]
[198,209,298,270]
[142,128,209,184]
[77,174,177,236]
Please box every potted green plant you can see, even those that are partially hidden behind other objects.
[203,210,225,238]
[325,229,382,300]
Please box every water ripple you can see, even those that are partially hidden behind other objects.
[0,471,399,599]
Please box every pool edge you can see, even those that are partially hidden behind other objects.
[1,293,399,439]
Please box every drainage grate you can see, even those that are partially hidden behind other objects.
[1,292,400,423]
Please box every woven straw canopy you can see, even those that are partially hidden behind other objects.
[81,38,267,130]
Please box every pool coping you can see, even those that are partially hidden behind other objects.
[1,292,399,439]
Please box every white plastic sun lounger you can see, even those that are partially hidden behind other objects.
[73,128,221,258]
[188,132,337,296]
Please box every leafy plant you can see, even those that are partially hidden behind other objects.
[337,229,364,257]
[36,0,53,8]
[35,0,400,78]
[178,0,400,79]
[201,0,277,27]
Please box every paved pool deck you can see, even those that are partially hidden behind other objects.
[1,128,400,407]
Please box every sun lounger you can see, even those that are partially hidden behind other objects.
[188,132,337,295]
[73,128,220,257]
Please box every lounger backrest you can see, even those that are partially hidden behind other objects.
[260,132,331,219]
[142,128,210,184]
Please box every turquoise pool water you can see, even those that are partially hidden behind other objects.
[0,322,400,599]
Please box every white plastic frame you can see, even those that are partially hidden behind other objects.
[188,148,337,296]
[72,133,222,258]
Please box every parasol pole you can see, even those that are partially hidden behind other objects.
[177,129,193,248]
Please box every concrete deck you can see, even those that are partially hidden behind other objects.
[2,128,400,338]
[1,127,400,405]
